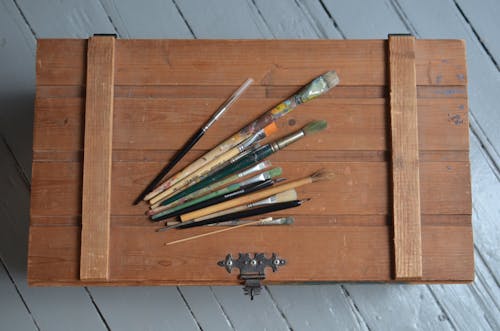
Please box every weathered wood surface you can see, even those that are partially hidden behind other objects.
[1,0,498,330]
[388,35,422,280]
[80,36,115,281]
[29,38,472,285]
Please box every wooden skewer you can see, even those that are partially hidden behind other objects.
[164,218,271,246]
[180,170,334,222]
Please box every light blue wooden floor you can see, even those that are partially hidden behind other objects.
[1,0,499,330]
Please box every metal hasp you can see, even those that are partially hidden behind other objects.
[217,253,286,300]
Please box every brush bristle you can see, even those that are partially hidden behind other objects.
[322,71,340,88]
[311,169,335,182]
[268,167,283,178]
[275,189,298,202]
[303,120,328,135]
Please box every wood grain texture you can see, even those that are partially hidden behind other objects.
[80,36,115,280]
[29,38,472,285]
[389,35,422,280]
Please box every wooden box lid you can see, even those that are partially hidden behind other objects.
[29,36,473,286]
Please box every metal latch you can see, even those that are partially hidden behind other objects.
[217,253,286,300]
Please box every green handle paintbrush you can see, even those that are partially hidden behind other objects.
[158,120,328,207]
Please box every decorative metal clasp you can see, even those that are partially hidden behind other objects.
[217,253,286,300]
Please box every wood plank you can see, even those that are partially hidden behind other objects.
[36,39,467,86]
[455,0,500,66]
[179,286,236,331]
[0,263,37,331]
[85,287,201,330]
[396,0,500,167]
[80,36,115,280]
[344,284,454,330]
[30,161,471,217]
[266,285,370,331]
[16,0,116,37]
[209,287,290,331]
[0,140,107,331]
[389,35,422,280]
[32,97,469,153]
[27,224,473,284]
[99,0,193,38]
[0,0,36,176]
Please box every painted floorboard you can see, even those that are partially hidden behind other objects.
[0,260,37,331]
[179,286,234,331]
[0,0,36,177]
[394,0,500,165]
[99,0,193,38]
[0,139,108,331]
[175,0,272,38]
[211,286,290,331]
[266,285,369,331]
[345,284,454,330]
[87,287,201,331]
[455,0,500,67]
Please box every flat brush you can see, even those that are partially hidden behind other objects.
[148,167,282,217]
[180,169,334,222]
[157,120,328,208]
[149,122,278,206]
[158,161,272,211]
[192,189,298,222]
[134,78,253,205]
[175,199,310,230]
[151,177,284,221]
[209,216,294,226]
[145,71,339,202]
[159,189,297,231]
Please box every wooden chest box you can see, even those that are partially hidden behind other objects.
[29,36,473,288]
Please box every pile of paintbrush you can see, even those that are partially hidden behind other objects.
[135,71,339,240]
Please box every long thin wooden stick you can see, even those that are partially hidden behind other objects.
[164,218,270,246]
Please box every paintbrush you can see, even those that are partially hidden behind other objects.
[191,189,298,223]
[164,217,294,246]
[148,122,278,206]
[157,161,273,211]
[173,199,310,230]
[151,177,285,221]
[167,216,293,227]
[209,216,294,226]
[180,169,334,222]
[149,143,264,209]
[145,71,339,202]
[159,189,297,231]
[134,78,253,205]
[148,167,282,217]
[154,120,328,208]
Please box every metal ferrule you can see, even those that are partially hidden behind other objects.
[248,194,277,208]
[274,130,305,151]
[238,172,268,187]
[238,129,265,151]
[237,161,269,178]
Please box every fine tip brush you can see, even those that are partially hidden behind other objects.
[135,78,253,204]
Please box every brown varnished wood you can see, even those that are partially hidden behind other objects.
[389,35,423,279]
[29,38,472,285]
[27,224,473,285]
[80,36,115,280]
